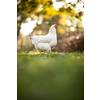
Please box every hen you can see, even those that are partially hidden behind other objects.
[29,24,57,53]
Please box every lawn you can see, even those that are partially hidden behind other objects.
[17,51,84,100]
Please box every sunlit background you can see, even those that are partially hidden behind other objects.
[17,0,84,52]
[17,1,84,100]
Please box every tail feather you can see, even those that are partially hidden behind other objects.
[29,34,33,39]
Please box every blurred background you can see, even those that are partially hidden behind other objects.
[17,0,84,53]
[17,1,84,100]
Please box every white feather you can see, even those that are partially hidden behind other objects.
[29,24,57,52]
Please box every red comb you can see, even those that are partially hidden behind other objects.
[55,23,57,26]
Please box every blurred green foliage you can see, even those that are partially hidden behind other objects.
[17,0,84,19]
[17,0,84,37]
[17,51,84,100]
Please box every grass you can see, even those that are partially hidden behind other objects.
[17,51,84,100]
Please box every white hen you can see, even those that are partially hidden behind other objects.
[29,24,57,53]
